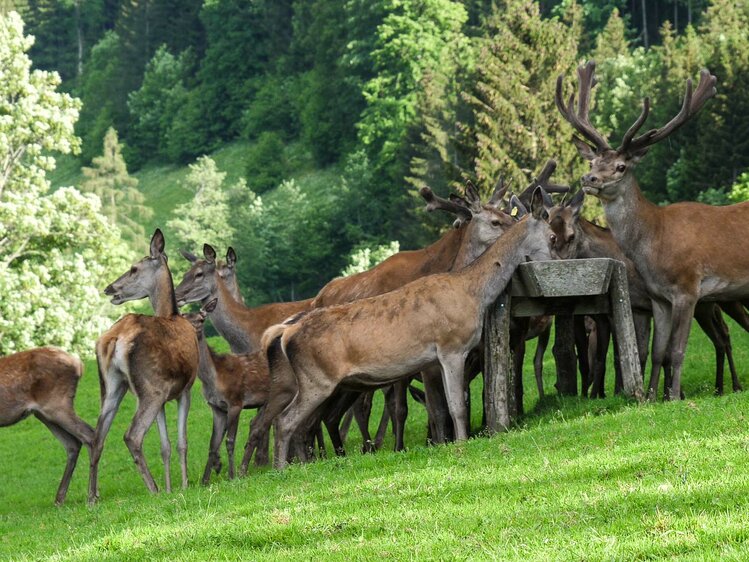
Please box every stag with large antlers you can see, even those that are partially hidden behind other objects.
[1,347,94,504]
[256,190,555,469]
[549,191,744,397]
[88,229,200,503]
[555,60,747,400]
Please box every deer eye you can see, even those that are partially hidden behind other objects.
[130,266,138,275]
[195,271,203,278]
[491,219,502,227]
[550,234,557,244]
[616,163,626,172]
[569,234,575,242]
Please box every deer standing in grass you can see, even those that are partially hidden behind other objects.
[555,60,749,400]
[184,299,270,484]
[1,347,94,504]
[88,229,199,503]
[259,189,554,469]
[550,191,745,397]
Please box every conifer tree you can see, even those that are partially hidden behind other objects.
[81,127,151,241]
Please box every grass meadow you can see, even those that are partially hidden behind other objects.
[3,318,749,560]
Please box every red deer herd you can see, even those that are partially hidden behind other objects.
[2,61,744,504]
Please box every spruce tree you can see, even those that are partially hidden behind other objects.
[81,127,152,241]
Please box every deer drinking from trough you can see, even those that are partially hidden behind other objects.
[549,190,744,397]
[88,229,200,503]
[257,189,555,469]
[554,60,749,400]
[183,299,270,484]
[0,347,94,504]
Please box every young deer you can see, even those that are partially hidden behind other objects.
[183,299,270,485]
[88,229,199,503]
[257,189,554,469]
[554,60,749,400]
[549,191,744,397]
[1,347,94,504]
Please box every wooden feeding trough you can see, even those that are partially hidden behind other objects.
[483,257,644,433]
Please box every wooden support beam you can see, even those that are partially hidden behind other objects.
[483,290,515,433]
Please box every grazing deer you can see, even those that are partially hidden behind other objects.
[259,189,554,469]
[1,347,94,505]
[88,229,199,503]
[183,299,270,484]
[553,60,749,400]
[549,191,744,397]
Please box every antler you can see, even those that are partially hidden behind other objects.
[488,175,510,207]
[517,159,570,206]
[556,61,611,153]
[419,187,472,221]
[619,69,717,154]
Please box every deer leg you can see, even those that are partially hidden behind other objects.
[339,407,355,444]
[274,379,336,470]
[203,406,227,485]
[712,307,742,393]
[177,390,191,489]
[88,378,127,504]
[647,300,672,401]
[695,303,726,395]
[512,338,525,415]
[354,391,375,453]
[155,407,172,493]
[34,414,84,506]
[422,367,450,444]
[252,405,271,467]
[124,398,165,493]
[374,390,391,450]
[592,316,611,398]
[633,312,651,376]
[534,325,550,398]
[225,406,242,479]
[573,316,591,397]
[439,354,469,441]
[393,380,409,452]
[667,297,697,401]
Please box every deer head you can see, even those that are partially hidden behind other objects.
[548,189,586,259]
[184,298,218,337]
[174,244,221,307]
[104,229,169,305]
[556,61,716,201]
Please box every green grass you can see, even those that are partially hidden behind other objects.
[3,319,749,560]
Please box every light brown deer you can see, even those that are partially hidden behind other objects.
[258,189,555,469]
[88,229,200,503]
[554,60,749,400]
[549,191,744,397]
[183,299,270,484]
[1,347,94,504]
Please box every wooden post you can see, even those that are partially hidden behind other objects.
[553,314,578,395]
[608,261,644,401]
[483,290,514,432]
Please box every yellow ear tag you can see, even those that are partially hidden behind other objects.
[510,206,518,217]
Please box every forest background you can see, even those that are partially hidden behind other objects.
[2,0,749,356]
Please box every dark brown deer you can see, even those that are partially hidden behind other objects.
[183,299,270,484]
[257,189,555,469]
[1,347,94,504]
[549,191,744,397]
[88,229,200,503]
[554,60,748,400]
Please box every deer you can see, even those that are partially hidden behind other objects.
[549,190,744,397]
[87,229,200,503]
[0,347,94,505]
[555,60,749,400]
[183,299,270,484]
[254,188,555,469]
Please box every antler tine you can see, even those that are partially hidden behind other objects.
[419,187,473,220]
[625,69,717,153]
[619,97,650,151]
[555,61,611,153]
[517,159,569,205]
[488,175,511,207]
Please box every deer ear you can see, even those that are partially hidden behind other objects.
[204,298,218,314]
[567,189,585,218]
[150,229,165,258]
[203,244,217,264]
[531,187,552,220]
[180,248,198,263]
[572,136,597,162]
[509,194,528,219]
[226,247,237,268]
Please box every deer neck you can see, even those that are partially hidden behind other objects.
[462,220,532,310]
[206,277,253,354]
[419,227,466,273]
[149,262,178,317]
[598,174,660,262]
[195,336,221,398]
